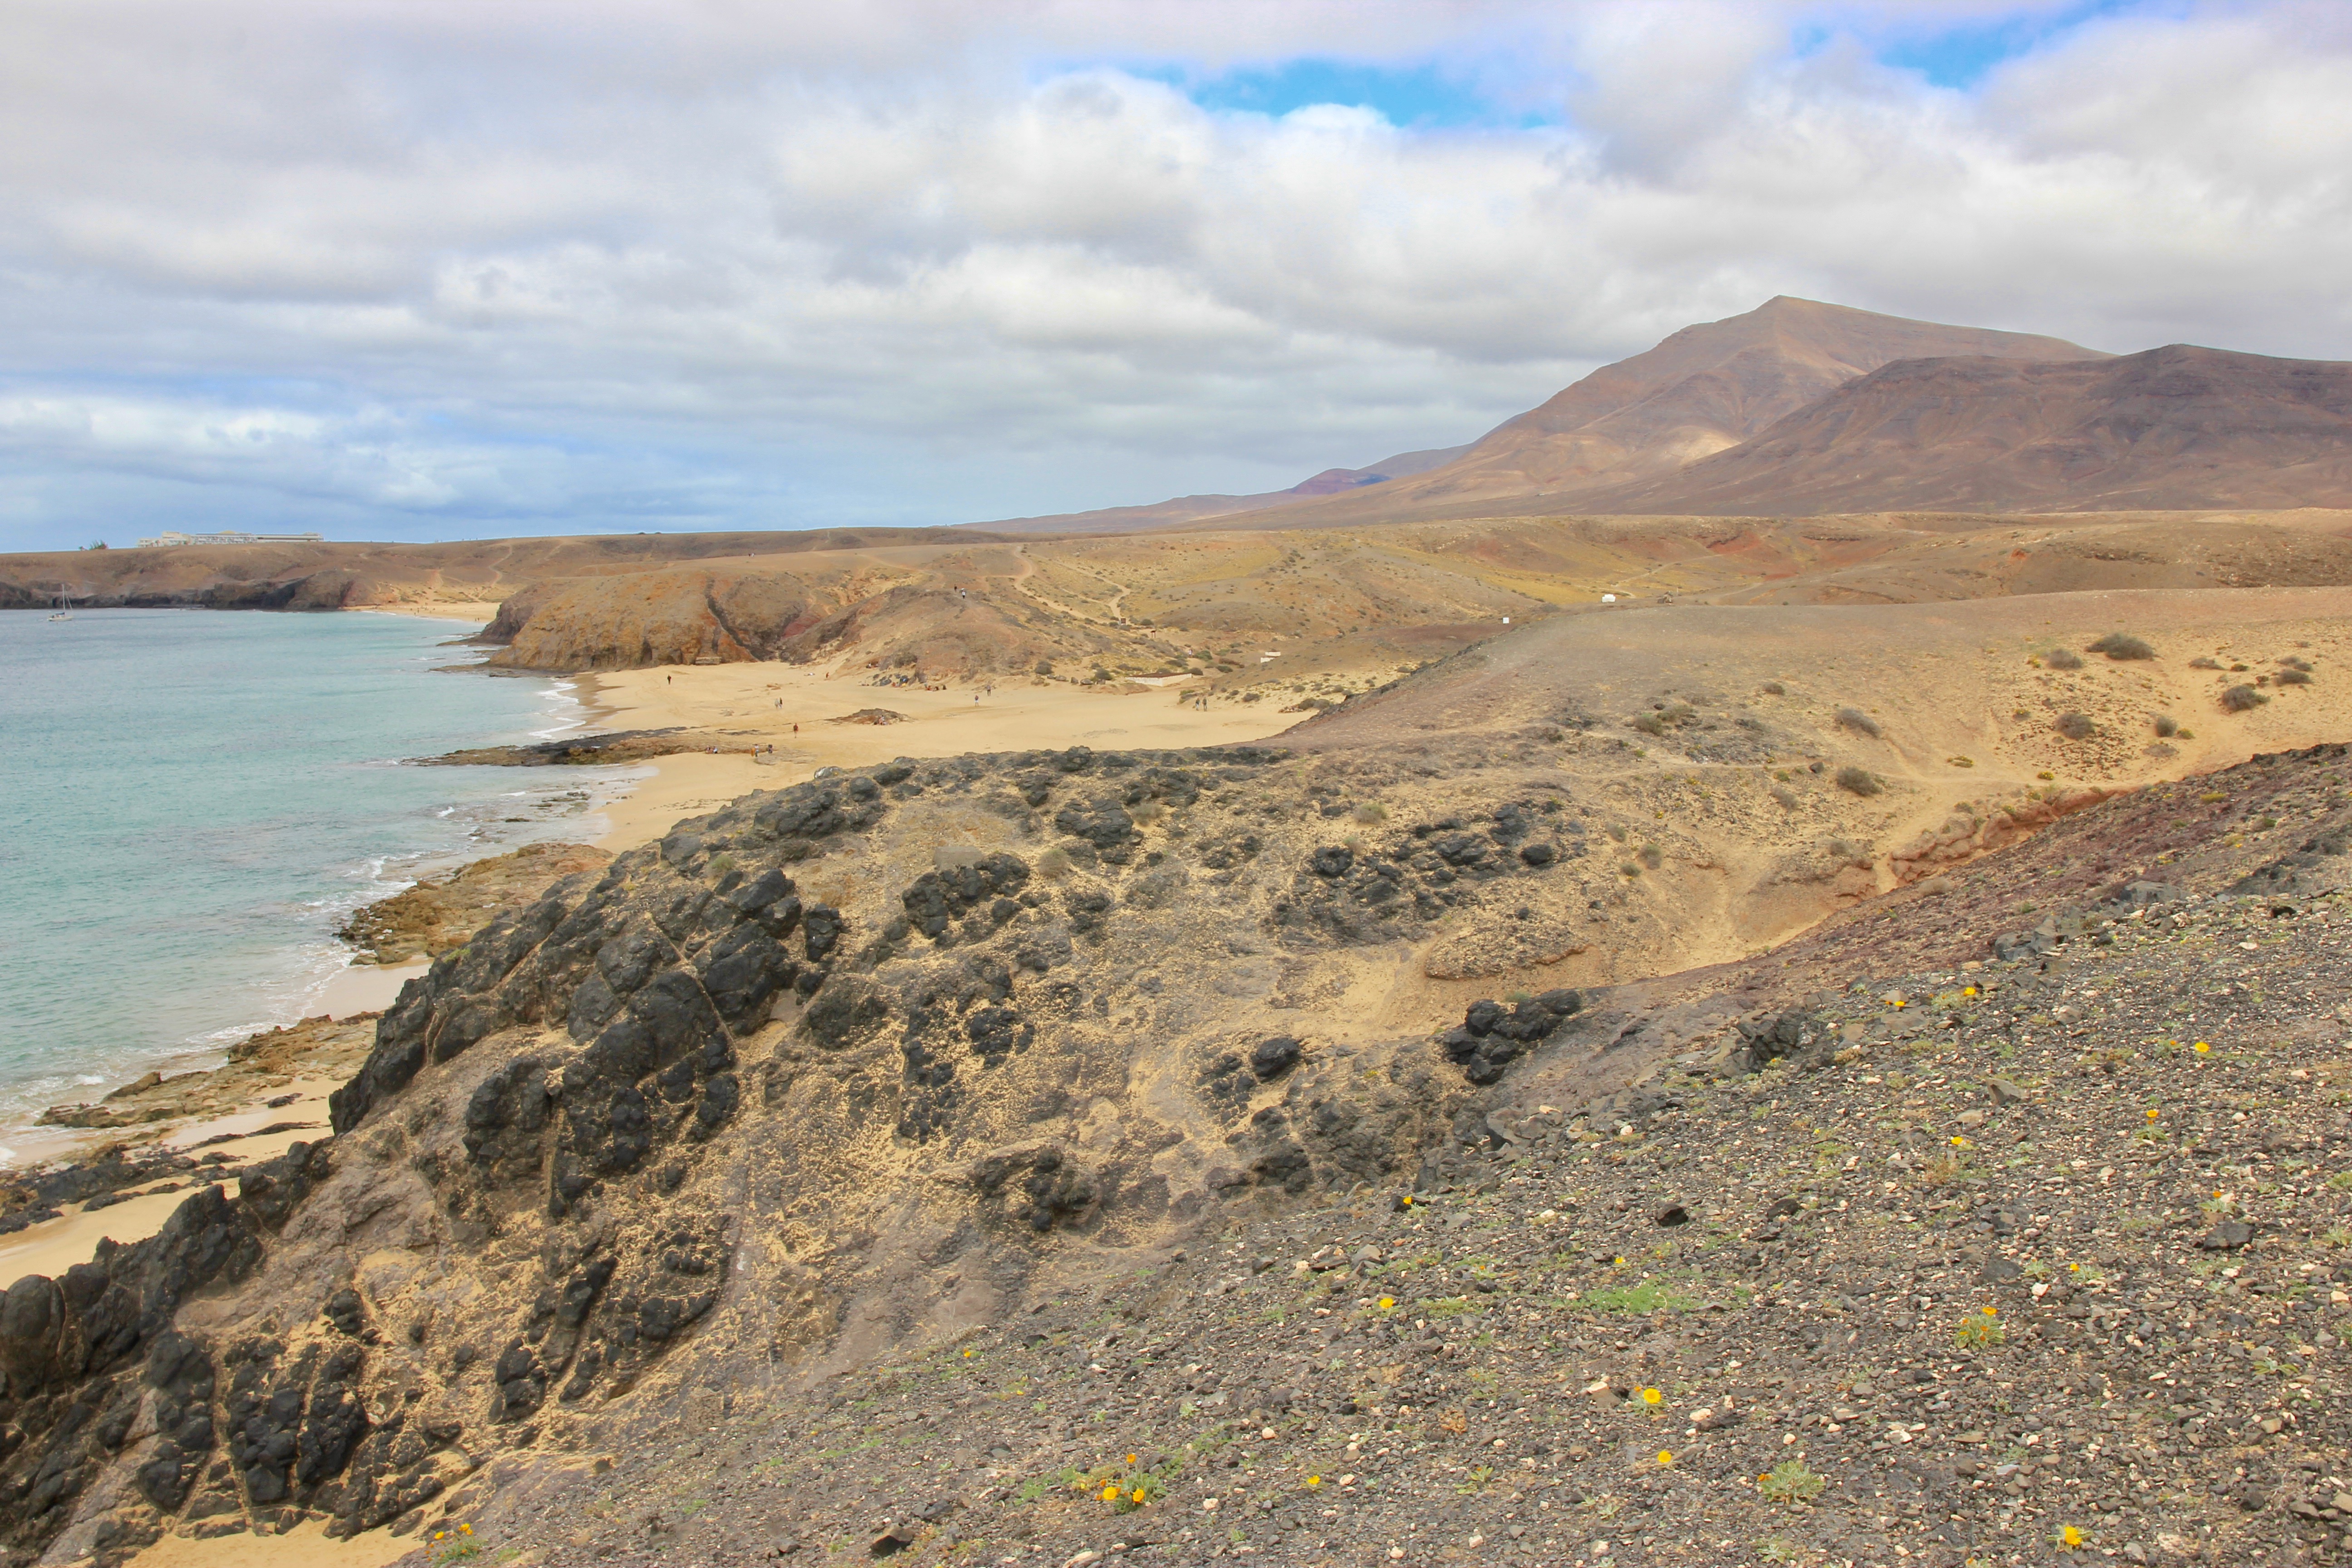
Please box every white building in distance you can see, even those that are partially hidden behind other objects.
[134,530,325,548]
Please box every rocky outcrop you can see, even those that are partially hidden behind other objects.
[335,841,613,965]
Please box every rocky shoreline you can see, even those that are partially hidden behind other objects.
[0,711,2348,1567]
[412,728,753,768]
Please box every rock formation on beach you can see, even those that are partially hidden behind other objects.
[3,593,2351,1565]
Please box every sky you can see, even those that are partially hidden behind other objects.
[4,0,2351,550]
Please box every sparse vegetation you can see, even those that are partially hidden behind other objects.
[1770,786,1798,809]
[1834,766,1881,796]
[1036,847,1074,877]
[2087,632,2155,660]
[1759,681,1785,695]
[2153,714,2178,737]
[1033,659,1054,676]
[2190,656,2221,669]
[1758,1458,1826,1505]
[1352,801,1386,824]
[2054,711,2096,740]
[2222,684,2267,712]
[1638,843,1663,869]
[1834,706,1881,738]
[2279,667,2313,686]
[2043,648,2083,670]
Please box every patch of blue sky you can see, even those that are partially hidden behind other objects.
[1855,0,2162,90]
[1129,59,1555,130]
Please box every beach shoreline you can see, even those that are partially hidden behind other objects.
[1,647,1303,1286]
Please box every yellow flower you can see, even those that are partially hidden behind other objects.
[1963,985,1977,996]
[1377,1297,1394,1310]
[1640,1387,1663,1406]
[1101,1485,1119,1502]
[459,1525,472,1535]
[2146,1109,2159,1121]
[1131,1488,1147,1504]
[1306,1475,1322,1488]
[1126,1454,1137,1465]
[1982,1306,1997,1317]
[1949,1135,1970,1147]
[2194,1041,2210,1054]
[2062,1524,2083,1548]
[1657,1450,1674,1465]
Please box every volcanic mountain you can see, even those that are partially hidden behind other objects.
[986,296,2110,534]
[1579,342,2352,515]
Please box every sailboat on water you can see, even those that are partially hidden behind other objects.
[47,592,74,622]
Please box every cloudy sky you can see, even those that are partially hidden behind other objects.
[3,0,2349,550]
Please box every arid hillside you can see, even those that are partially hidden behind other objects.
[6,590,2352,1567]
[986,296,2108,537]
[1587,344,2352,516]
[0,529,1011,616]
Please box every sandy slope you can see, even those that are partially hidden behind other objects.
[579,661,1309,848]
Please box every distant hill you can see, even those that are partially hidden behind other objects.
[971,442,1469,535]
[995,297,2110,534]
[1578,343,2352,515]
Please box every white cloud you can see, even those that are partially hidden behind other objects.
[0,0,2348,547]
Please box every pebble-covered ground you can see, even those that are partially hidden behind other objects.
[447,751,2352,1568]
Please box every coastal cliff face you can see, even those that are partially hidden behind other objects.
[8,708,2352,1561]
[0,736,1582,1562]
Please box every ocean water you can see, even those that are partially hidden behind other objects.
[0,609,626,1142]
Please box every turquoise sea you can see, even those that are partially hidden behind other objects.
[0,609,624,1145]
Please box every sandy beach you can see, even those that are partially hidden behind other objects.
[0,646,1305,1294]
[581,658,1304,848]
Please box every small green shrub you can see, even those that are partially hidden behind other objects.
[1632,711,1666,736]
[1036,846,1074,877]
[1759,1458,1827,1505]
[2043,648,2083,670]
[2088,632,2155,660]
[2222,685,2267,712]
[1953,1307,2006,1349]
[1834,766,1881,797]
[1835,706,1882,738]
[1352,801,1386,824]
[1033,659,1054,676]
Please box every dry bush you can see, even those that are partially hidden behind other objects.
[1770,786,1798,809]
[2189,656,2221,670]
[1834,766,1882,797]
[1033,659,1054,676]
[1036,846,1074,877]
[2043,648,2084,670]
[2221,685,2267,712]
[2087,632,2156,661]
[2153,714,2179,737]
[1759,681,1786,696]
[2278,667,2313,686]
[1835,706,1882,738]
[2054,711,2097,740]
[1352,801,1387,824]
[1632,712,1666,736]
[2282,654,2313,670]
[1638,843,1664,869]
